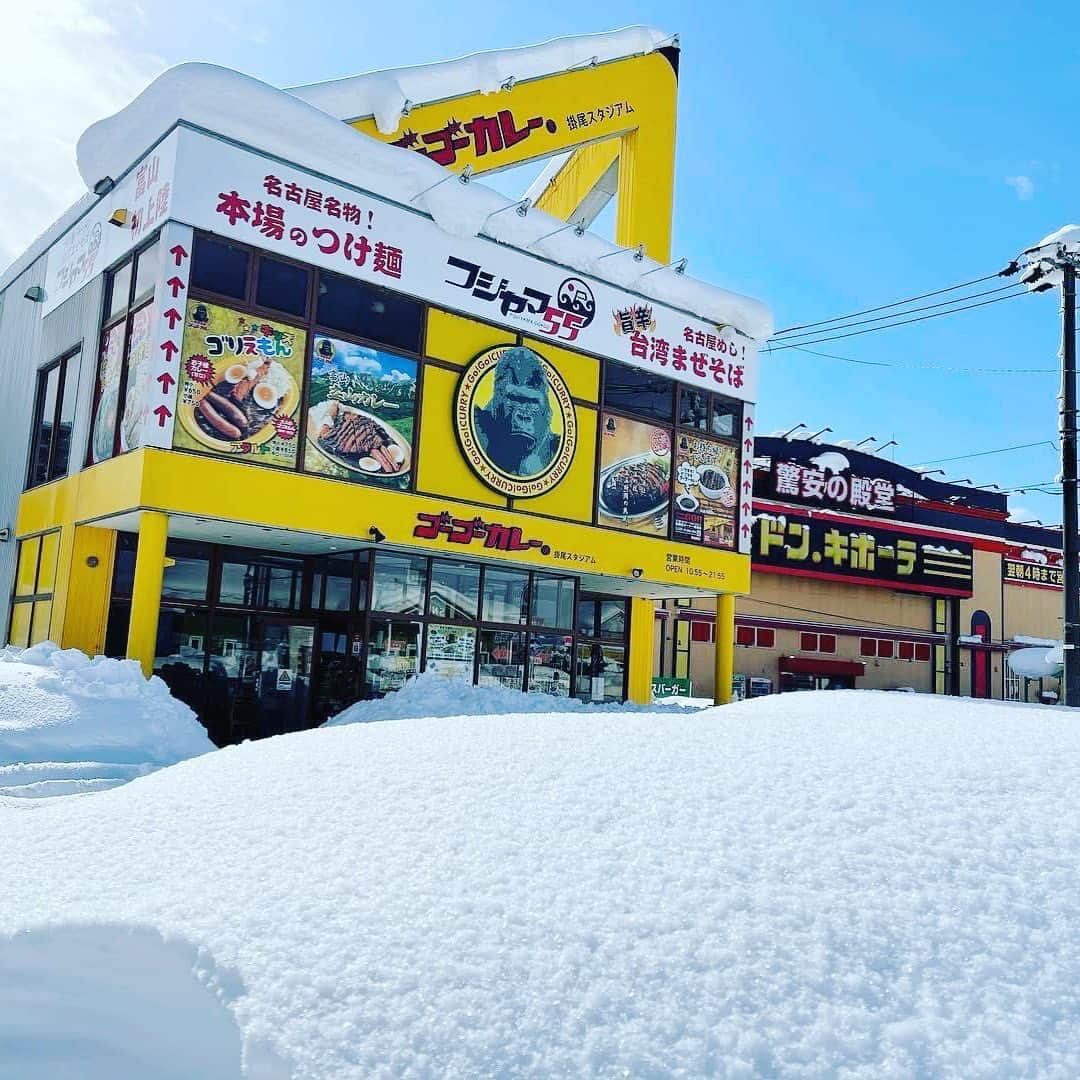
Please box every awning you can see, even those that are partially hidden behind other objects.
[779,656,866,677]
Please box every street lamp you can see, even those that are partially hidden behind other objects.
[1010,225,1080,705]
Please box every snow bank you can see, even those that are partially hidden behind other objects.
[291,27,673,131]
[75,63,773,340]
[5,690,1080,1075]
[0,643,213,798]
[326,670,690,726]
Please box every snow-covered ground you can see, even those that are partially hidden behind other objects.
[0,642,213,798]
[5,688,1080,1077]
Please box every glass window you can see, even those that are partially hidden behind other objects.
[27,363,60,488]
[603,360,675,422]
[355,551,370,612]
[132,238,159,304]
[530,574,574,629]
[757,628,775,648]
[371,552,428,614]
[255,257,309,317]
[162,542,211,602]
[477,629,525,690]
[316,272,423,353]
[527,633,572,697]
[52,352,79,481]
[736,625,755,647]
[191,235,250,299]
[801,632,817,652]
[365,618,421,696]
[219,552,302,610]
[678,389,710,432]
[598,600,627,641]
[574,642,625,703]
[429,561,480,620]
[576,598,597,638]
[860,639,877,657]
[710,396,740,440]
[424,623,476,681]
[106,261,132,321]
[203,612,260,745]
[691,621,712,643]
[482,567,529,624]
[877,639,894,659]
[111,533,137,597]
[312,554,354,612]
[153,608,211,726]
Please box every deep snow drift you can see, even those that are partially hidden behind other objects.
[0,643,213,798]
[5,689,1080,1076]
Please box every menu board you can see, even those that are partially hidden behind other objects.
[673,433,738,548]
[173,300,306,469]
[596,413,671,537]
[305,334,416,488]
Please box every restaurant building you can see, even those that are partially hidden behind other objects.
[0,36,771,743]
[657,434,1065,702]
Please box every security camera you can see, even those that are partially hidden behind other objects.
[368,526,386,544]
[631,568,644,579]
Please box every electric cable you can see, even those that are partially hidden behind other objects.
[773,272,1005,335]
[919,441,1058,465]
[766,291,1032,350]
[773,282,1024,342]
[778,344,1055,374]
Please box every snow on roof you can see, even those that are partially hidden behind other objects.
[75,62,773,340]
[0,643,213,798]
[290,27,675,131]
[4,689,1080,1075]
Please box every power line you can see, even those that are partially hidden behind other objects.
[747,597,957,635]
[766,290,1031,350]
[919,440,1059,465]
[773,272,1004,335]
[773,282,1024,343]
[780,344,1056,374]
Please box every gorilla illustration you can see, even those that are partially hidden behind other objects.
[474,347,560,476]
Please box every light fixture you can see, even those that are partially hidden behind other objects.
[854,436,878,448]
[918,468,945,478]
[877,439,899,452]
[807,426,833,441]
[108,208,128,228]
[369,526,386,544]
[780,423,806,439]
[23,285,45,303]
[93,176,115,196]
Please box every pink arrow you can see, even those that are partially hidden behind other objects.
[744,415,754,430]
[743,438,753,452]
[743,460,752,473]
[741,523,750,537]
[741,502,751,515]
[156,371,176,392]
[162,308,182,329]
[169,244,188,266]
[165,276,186,297]
[160,340,179,362]
[153,404,172,427]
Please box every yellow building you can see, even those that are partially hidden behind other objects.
[656,433,1065,703]
[2,34,771,743]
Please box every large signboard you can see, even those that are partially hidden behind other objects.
[1002,545,1064,590]
[771,453,895,516]
[673,432,738,549]
[306,335,416,488]
[754,511,974,596]
[163,127,758,402]
[454,344,577,498]
[597,413,671,537]
[173,299,306,469]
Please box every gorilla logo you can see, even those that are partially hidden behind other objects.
[456,345,577,497]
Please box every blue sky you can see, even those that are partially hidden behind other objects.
[7,1,1078,523]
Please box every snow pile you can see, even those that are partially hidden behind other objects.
[0,643,213,799]
[1016,223,1080,292]
[5,690,1080,1075]
[74,63,773,340]
[326,670,690,726]
[291,27,673,132]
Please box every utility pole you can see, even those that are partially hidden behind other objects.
[1061,262,1080,706]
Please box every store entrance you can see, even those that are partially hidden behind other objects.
[310,616,363,726]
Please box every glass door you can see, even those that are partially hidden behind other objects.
[310,616,363,726]
[257,619,315,737]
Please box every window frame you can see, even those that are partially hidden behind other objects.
[26,345,79,489]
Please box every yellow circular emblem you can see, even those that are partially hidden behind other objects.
[454,344,577,498]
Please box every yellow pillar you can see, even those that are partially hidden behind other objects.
[125,511,168,677]
[714,593,736,705]
[627,596,656,704]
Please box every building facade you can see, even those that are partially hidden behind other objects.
[0,55,770,744]
[657,435,1065,703]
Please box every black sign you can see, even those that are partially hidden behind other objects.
[753,512,974,595]
[1003,559,1063,589]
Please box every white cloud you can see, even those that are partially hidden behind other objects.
[0,1,164,268]
[1005,175,1035,201]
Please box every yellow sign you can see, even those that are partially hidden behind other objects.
[454,345,577,498]
[174,300,306,469]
